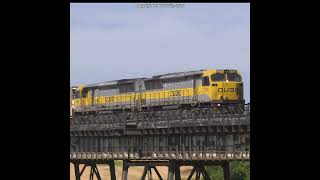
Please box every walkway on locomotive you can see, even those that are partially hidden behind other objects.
[72,69,243,111]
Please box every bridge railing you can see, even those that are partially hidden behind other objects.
[70,144,250,160]
[70,104,250,131]
[70,150,250,160]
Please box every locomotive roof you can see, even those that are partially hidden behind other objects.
[82,81,118,88]
[81,70,206,88]
[83,78,146,88]
[80,69,238,88]
[149,69,206,80]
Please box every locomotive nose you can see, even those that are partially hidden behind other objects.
[236,83,244,99]
[219,82,243,100]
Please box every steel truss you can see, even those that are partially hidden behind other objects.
[70,104,250,180]
[71,160,116,180]
[167,160,231,180]
[72,160,233,180]
[70,104,250,161]
[121,160,168,180]
[70,104,250,131]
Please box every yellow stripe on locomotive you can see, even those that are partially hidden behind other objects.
[72,69,243,112]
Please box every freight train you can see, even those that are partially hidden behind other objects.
[70,69,244,115]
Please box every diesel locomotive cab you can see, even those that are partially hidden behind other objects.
[206,70,244,104]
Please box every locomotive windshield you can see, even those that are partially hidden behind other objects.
[226,73,242,82]
[211,73,226,82]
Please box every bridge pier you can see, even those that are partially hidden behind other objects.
[121,160,128,180]
[121,160,168,180]
[73,162,81,180]
[71,160,116,180]
[167,160,181,180]
[141,165,164,180]
[222,161,230,180]
[186,164,210,180]
[167,160,230,180]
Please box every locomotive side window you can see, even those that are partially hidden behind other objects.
[226,73,242,82]
[211,73,226,82]
[145,80,163,90]
[202,76,210,86]
[119,83,135,93]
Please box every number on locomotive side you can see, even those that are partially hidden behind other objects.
[170,90,181,97]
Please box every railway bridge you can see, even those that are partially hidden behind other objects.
[70,104,250,180]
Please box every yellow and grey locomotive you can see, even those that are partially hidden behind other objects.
[71,69,244,114]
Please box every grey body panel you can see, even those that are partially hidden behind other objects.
[99,88,119,96]
[78,69,205,93]
[163,78,194,90]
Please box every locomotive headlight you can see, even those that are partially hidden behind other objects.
[218,104,220,106]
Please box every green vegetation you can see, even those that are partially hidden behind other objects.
[114,160,123,167]
[206,161,250,180]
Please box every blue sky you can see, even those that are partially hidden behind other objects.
[70,3,250,102]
